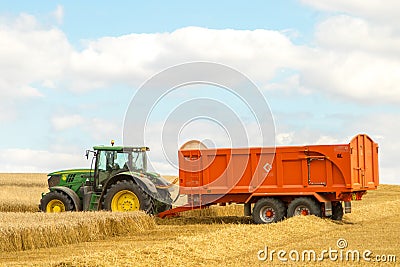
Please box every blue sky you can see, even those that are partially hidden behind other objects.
[0,1,316,43]
[0,1,399,184]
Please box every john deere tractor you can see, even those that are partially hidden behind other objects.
[40,144,174,214]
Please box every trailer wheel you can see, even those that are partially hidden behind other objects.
[253,198,286,224]
[287,197,322,218]
[103,180,152,213]
[40,191,74,212]
[330,202,343,220]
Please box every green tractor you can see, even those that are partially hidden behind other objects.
[39,144,174,214]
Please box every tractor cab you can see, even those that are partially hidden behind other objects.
[90,146,149,191]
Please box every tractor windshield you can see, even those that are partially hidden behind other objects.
[116,151,145,171]
[97,150,145,172]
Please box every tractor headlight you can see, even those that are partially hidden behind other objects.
[48,175,61,188]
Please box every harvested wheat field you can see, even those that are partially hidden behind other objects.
[0,174,399,266]
[0,173,47,212]
[0,212,155,252]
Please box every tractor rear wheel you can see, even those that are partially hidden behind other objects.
[253,198,286,224]
[40,191,74,212]
[287,197,322,218]
[103,180,152,213]
[154,188,172,214]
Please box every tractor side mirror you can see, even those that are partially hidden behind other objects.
[85,150,96,160]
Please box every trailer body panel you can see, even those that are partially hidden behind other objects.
[178,134,379,205]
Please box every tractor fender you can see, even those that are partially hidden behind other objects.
[131,175,158,195]
[51,186,82,211]
[100,173,159,205]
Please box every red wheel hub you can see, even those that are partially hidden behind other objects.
[301,209,309,216]
[265,209,274,218]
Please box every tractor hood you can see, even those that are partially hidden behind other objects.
[46,169,92,189]
[48,169,92,176]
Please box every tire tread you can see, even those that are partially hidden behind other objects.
[287,197,322,217]
[252,197,286,224]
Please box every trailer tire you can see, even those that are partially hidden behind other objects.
[330,202,343,221]
[103,180,152,213]
[253,198,286,224]
[40,191,74,212]
[287,197,322,218]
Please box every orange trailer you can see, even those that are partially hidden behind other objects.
[158,134,379,223]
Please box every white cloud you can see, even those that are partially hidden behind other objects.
[297,13,400,103]
[1,12,399,103]
[314,15,400,55]
[65,27,305,91]
[0,16,71,87]
[86,118,121,142]
[11,13,39,31]
[52,5,64,25]
[51,114,121,143]
[18,85,44,98]
[0,13,72,121]
[296,1,400,104]
[303,51,400,103]
[52,114,85,131]
[314,135,340,145]
[351,114,400,185]
[276,132,294,145]
[300,0,400,26]
[0,148,86,172]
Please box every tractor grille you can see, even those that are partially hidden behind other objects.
[48,175,61,188]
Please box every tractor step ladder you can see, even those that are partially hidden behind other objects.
[89,193,101,210]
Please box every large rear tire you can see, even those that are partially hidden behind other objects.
[40,191,74,212]
[252,198,286,224]
[154,188,172,214]
[103,180,152,213]
[287,197,322,218]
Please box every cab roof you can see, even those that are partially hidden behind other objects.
[93,146,149,152]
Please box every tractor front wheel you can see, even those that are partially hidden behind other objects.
[103,180,152,213]
[40,191,74,212]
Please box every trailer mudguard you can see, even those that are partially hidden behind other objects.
[50,186,82,211]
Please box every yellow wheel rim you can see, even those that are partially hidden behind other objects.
[46,199,65,212]
[111,190,140,211]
